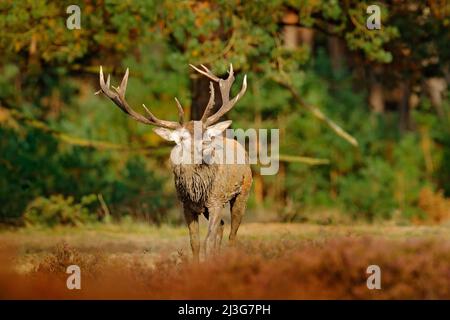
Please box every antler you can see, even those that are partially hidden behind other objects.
[190,63,247,126]
[95,66,183,130]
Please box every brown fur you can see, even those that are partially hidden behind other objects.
[171,134,252,261]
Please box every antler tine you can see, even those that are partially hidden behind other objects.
[190,63,247,126]
[205,74,247,126]
[96,66,181,129]
[118,68,129,97]
[200,82,215,122]
[189,64,220,82]
[228,63,233,78]
[218,63,234,106]
[174,98,185,124]
[95,65,106,95]
[141,103,163,124]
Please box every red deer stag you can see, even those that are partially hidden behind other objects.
[96,64,252,261]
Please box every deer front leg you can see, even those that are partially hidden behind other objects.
[204,206,222,258]
[216,220,224,249]
[183,206,200,263]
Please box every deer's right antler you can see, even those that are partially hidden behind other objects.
[96,66,183,129]
[190,64,247,127]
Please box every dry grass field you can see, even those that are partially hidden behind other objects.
[1,222,450,299]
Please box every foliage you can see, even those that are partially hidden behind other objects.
[109,155,175,225]
[23,194,97,227]
[0,0,449,225]
[279,50,449,221]
[418,187,450,224]
[0,122,174,223]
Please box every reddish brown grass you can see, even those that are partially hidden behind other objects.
[1,236,449,299]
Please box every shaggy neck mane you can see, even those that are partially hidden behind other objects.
[173,163,218,204]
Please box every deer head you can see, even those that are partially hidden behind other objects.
[96,64,247,164]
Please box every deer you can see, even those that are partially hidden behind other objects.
[96,63,252,262]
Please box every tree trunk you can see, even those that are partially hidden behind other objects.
[369,82,385,113]
[298,27,314,48]
[425,77,447,118]
[283,25,298,49]
[399,81,412,132]
[282,11,299,49]
[328,36,345,72]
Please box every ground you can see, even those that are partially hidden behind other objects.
[1,222,450,299]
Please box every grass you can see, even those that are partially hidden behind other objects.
[1,222,450,299]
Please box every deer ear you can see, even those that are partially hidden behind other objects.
[205,120,232,139]
[153,128,176,141]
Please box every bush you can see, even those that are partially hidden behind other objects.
[37,241,104,276]
[23,194,97,227]
[417,187,450,224]
[109,155,175,224]
[338,157,397,220]
[0,123,175,224]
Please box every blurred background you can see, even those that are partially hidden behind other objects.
[1,0,449,228]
